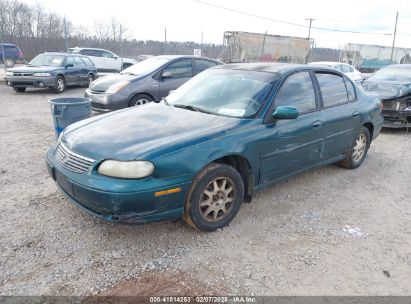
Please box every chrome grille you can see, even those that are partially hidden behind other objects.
[55,143,95,173]
[13,72,34,77]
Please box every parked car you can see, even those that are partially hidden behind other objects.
[85,55,222,112]
[68,47,137,73]
[0,43,23,67]
[46,63,383,231]
[362,64,411,128]
[309,61,364,83]
[5,52,97,93]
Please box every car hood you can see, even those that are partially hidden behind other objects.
[7,65,59,73]
[62,103,237,160]
[89,74,139,92]
[363,80,411,99]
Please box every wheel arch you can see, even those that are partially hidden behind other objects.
[363,122,374,142]
[211,154,254,203]
[128,92,155,107]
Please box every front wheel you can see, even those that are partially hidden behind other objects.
[86,74,95,87]
[129,94,153,107]
[54,76,66,94]
[183,163,244,232]
[339,126,370,169]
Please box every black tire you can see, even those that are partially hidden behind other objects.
[13,87,26,93]
[339,126,371,169]
[85,74,95,87]
[122,63,132,70]
[129,94,153,107]
[183,163,244,232]
[54,76,66,94]
[5,57,15,68]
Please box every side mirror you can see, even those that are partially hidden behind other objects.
[66,63,74,68]
[162,71,173,79]
[272,106,299,120]
[113,56,118,60]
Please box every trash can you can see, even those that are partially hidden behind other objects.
[49,97,91,138]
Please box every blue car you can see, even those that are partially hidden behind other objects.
[46,63,383,232]
[5,52,97,93]
[0,43,23,67]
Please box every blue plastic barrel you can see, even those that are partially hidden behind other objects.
[49,98,91,137]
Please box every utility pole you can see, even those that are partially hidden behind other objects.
[164,26,167,55]
[390,11,399,62]
[305,18,315,63]
[0,28,6,73]
[120,24,123,70]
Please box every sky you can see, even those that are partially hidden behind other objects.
[21,0,411,49]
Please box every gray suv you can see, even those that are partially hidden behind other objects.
[85,55,221,112]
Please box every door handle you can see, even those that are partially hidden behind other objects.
[311,121,323,128]
[352,111,360,117]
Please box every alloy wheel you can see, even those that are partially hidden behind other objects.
[199,177,236,223]
[352,133,367,163]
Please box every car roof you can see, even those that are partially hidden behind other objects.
[153,55,219,61]
[309,61,350,66]
[214,62,332,74]
[42,52,89,58]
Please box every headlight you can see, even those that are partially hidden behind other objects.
[5,71,13,76]
[98,160,154,179]
[106,80,130,94]
[33,72,51,77]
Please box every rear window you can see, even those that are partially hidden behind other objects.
[81,57,94,66]
[316,73,348,107]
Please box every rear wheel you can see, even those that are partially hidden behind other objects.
[129,94,153,107]
[86,74,95,87]
[54,76,66,94]
[339,126,370,169]
[183,163,244,232]
[13,87,26,93]
[5,57,15,68]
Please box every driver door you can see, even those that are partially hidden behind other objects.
[158,59,193,98]
[259,71,325,183]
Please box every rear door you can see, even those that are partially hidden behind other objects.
[314,72,360,159]
[194,59,219,75]
[74,56,88,84]
[158,58,193,97]
[64,56,80,85]
[260,71,324,183]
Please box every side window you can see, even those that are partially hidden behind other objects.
[65,56,75,67]
[163,59,193,78]
[344,77,356,101]
[74,56,85,66]
[194,59,217,75]
[81,57,94,66]
[82,49,101,57]
[334,65,343,72]
[275,72,316,113]
[316,73,348,107]
[101,51,114,58]
[342,65,353,73]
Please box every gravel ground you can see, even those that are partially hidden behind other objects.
[0,84,410,296]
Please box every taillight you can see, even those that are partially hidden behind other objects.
[380,101,384,111]
[18,49,23,58]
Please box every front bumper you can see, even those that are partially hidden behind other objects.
[85,89,129,112]
[46,147,192,224]
[382,108,411,128]
[5,76,55,88]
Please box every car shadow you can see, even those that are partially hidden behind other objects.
[380,127,411,137]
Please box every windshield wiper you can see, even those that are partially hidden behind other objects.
[173,104,211,114]
[161,97,169,105]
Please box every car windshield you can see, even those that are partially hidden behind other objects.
[367,66,411,82]
[166,68,276,118]
[120,57,170,76]
[29,54,65,67]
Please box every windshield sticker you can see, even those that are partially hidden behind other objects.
[218,108,245,116]
[52,58,64,64]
